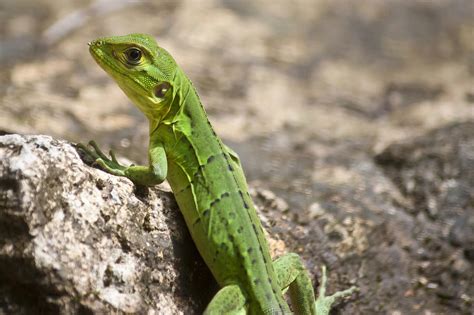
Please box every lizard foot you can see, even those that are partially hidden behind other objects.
[314,265,358,315]
[76,140,127,177]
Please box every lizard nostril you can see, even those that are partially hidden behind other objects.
[89,40,104,47]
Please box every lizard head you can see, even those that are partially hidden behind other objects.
[88,34,178,120]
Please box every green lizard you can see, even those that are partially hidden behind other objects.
[79,34,357,315]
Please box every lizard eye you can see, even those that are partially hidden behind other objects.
[124,47,142,65]
[155,82,171,98]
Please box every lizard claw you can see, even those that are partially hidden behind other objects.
[75,141,127,176]
[76,142,100,162]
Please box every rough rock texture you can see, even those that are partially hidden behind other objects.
[376,122,474,222]
[375,122,474,311]
[0,134,216,314]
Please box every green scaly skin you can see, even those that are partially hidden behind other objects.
[78,34,357,314]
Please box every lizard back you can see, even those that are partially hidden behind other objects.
[155,69,290,314]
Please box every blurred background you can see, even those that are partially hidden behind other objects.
[1,0,473,314]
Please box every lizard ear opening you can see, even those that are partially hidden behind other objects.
[154,82,171,98]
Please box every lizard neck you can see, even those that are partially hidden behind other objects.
[153,67,218,149]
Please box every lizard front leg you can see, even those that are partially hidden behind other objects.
[77,138,167,186]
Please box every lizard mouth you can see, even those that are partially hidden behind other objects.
[88,42,110,69]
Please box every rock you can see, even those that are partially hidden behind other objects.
[375,122,474,313]
[0,134,216,314]
[376,122,474,220]
[449,215,474,261]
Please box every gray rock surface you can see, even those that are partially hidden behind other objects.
[0,134,216,314]
[375,122,474,311]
